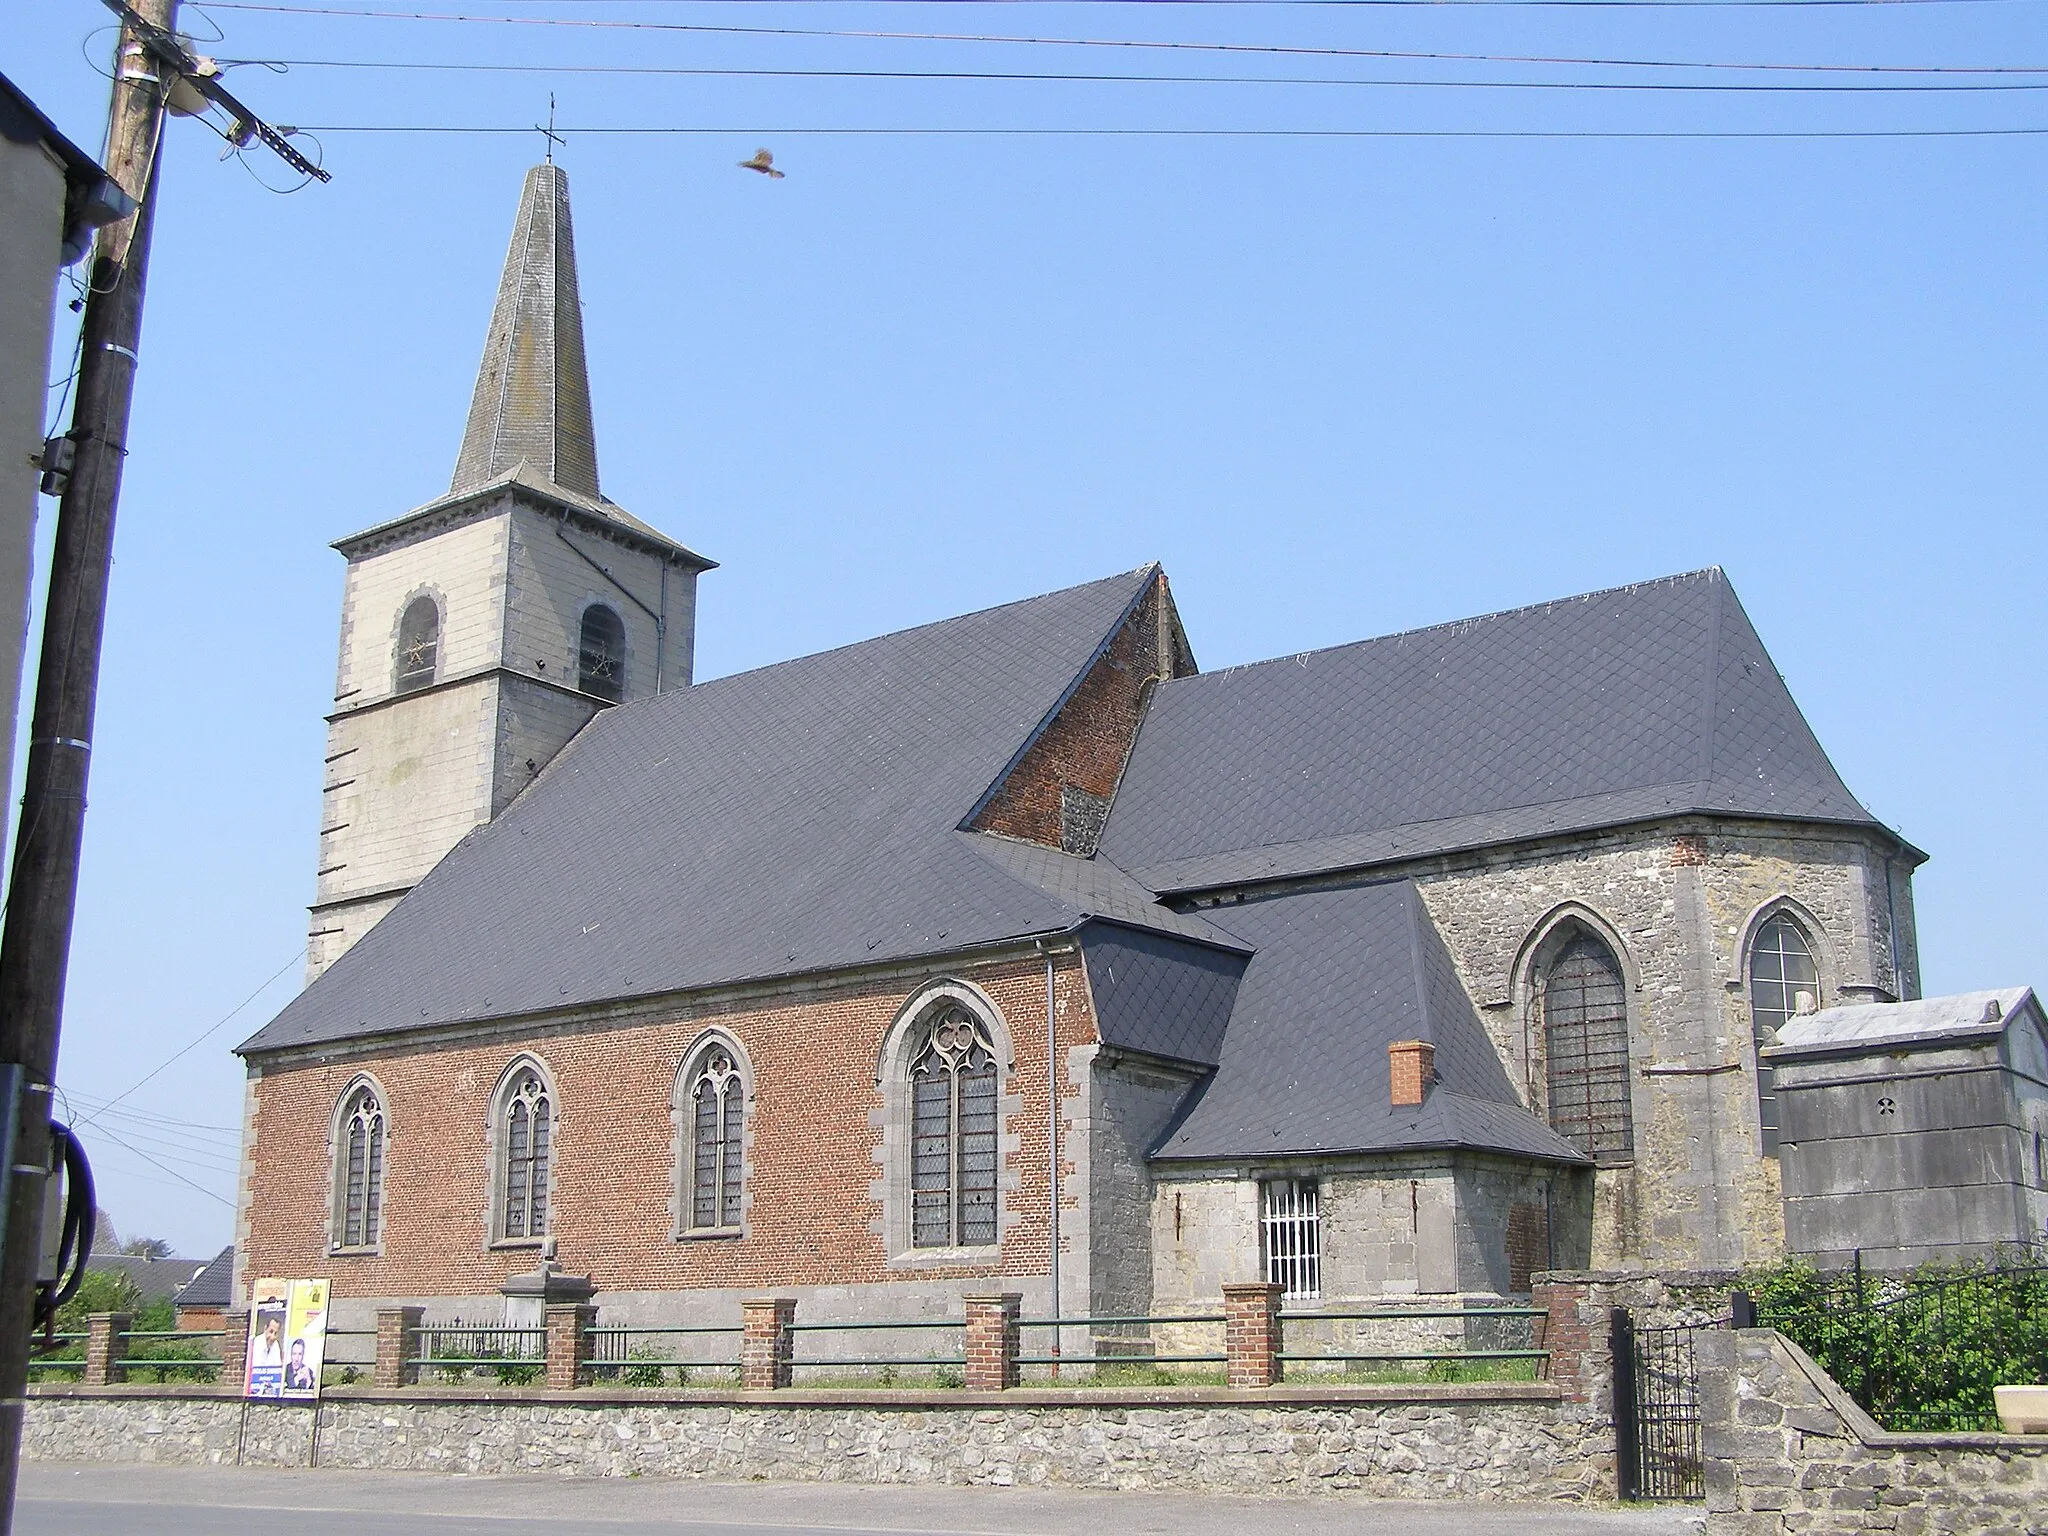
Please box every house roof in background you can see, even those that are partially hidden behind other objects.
[1101,568,1897,894]
[243,567,1209,1054]
[88,1253,213,1307]
[174,1246,236,1311]
[1151,880,1588,1165]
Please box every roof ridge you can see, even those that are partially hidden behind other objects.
[1165,567,1727,686]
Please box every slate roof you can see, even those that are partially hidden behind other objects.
[1151,881,1588,1164]
[89,1253,214,1307]
[244,567,1211,1054]
[174,1246,237,1311]
[1766,987,2040,1061]
[1081,923,1248,1069]
[1101,568,1896,894]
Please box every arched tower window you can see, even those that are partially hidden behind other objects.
[1543,930,1635,1162]
[681,1040,746,1232]
[333,1081,386,1250]
[1749,912,1820,1156]
[909,1004,1000,1249]
[396,596,440,693]
[578,604,625,702]
[497,1065,553,1241]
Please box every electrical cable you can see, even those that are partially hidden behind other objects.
[191,5,2048,77]
[289,120,2048,134]
[90,1123,236,1209]
[31,1123,96,1342]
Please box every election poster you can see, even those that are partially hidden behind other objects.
[243,1278,330,1400]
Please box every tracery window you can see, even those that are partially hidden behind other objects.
[499,1067,553,1241]
[1543,931,1635,1162]
[684,1044,745,1232]
[1261,1178,1321,1300]
[396,596,440,693]
[1748,913,1820,1156]
[334,1083,385,1250]
[578,604,625,702]
[910,1005,999,1249]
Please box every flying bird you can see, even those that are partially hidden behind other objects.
[739,149,785,179]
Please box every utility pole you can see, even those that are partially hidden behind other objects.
[0,1,179,1524]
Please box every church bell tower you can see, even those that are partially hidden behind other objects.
[306,162,714,980]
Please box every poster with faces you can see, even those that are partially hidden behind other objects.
[243,1278,330,1400]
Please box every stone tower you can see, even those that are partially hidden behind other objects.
[306,163,714,979]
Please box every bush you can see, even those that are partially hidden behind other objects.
[1747,1252,2048,1432]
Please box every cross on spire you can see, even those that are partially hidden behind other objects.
[536,93,565,166]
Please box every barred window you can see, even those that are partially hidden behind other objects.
[1261,1178,1321,1300]
[1543,932,1635,1162]
[500,1068,552,1241]
[910,1006,999,1249]
[1749,913,1820,1156]
[685,1046,745,1231]
[335,1084,385,1249]
[396,596,439,693]
[578,604,625,702]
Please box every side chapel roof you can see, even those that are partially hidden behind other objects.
[1100,567,1903,895]
[242,567,1234,1055]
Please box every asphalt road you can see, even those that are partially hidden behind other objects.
[19,1463,1705,1536]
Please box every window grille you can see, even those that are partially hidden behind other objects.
[337,1085,384,1248]
[501,1069,552,1240]
[578,605,626,702]
[1543,932,1635,1162]
[1748,913,1820,1156]
[1261,1178,1321,1300]
[687,1048,744,1230]
[909,1006,999,1248]
[396,596,439,693]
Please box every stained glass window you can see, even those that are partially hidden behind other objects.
[910,1006,998,1249]
[1544,932,1635,1162]
[337,1085,384,1249]
[1749,913,1820,1156]
[501,1068,552,1240]
[687,1047,745,1230]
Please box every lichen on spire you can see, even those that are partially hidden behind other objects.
[450,163,600,500]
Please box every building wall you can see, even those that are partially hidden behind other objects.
[0,133,70,878]
[1073,1049,1202,1319]
[1404,817,1916,1272]
[240,950,1097,1320]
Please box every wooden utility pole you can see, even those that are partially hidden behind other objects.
[0,0,178,1523]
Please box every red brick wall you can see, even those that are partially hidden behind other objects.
[241,953,1096,1302]
[971,573,1194,849]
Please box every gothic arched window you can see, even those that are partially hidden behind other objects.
[396,596,440,693]
[1543,931,1635,1162]
[910,1005,999,1249]
[578,604,625,702]
[1749,912,1820,1155]
[682,1041,745,1232]
[333,1082,385,1250]
[497,1065,553,1242]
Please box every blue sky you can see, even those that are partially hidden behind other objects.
[9,0,2045,1255]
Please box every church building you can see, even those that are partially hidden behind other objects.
[233,163,1924,1336]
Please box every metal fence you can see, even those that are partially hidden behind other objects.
[1277,1305,1548,1381]
[411,1322,546,1382]
[585,1324,741,1385]
[1612,1311,1704,1502]
[1754,1259,2048,1432]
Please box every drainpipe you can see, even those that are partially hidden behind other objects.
[1041,941,1061,1377]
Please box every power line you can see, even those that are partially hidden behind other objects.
[90,1125,237,1208]
[243,0,2048,7]
[292,119,2048,133]
[227,55,2048,90]
[195,5,2048,76]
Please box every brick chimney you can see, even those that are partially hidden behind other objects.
[1389,1040,1436,1107]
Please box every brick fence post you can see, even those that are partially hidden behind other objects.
[963,1293,1021,1391]
[1531,1275,1599,1404]
[740,1297,795,1391]
[218,1310,249,1392]
[1222,1282,1282,1389]
[83,1312,131,1386]
[545,1302,596,1390]
[374,1305,423,1389]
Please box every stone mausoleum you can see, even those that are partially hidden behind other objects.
[231,162,1929,1336]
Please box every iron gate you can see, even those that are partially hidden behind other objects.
[1611,1308,1704,1502]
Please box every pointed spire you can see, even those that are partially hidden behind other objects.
[451,163,601,500]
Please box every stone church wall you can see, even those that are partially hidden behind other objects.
[1405,817,1917,1272]
[240,949,1098,1325]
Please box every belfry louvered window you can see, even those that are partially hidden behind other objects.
[500,1068,552,1240]
[910,1006,999,1249]
[686,1047,745,1231]
[1543,932,1635,1162]
[1749,913,1820,1156]
[336,1084,384,1249]
[395,596,439,693]
[577,604,625,702]
[1261,1178,1321,1300]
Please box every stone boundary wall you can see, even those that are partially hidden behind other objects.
[1698,1328,2048,1535]
[24,1382,1607,1500]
